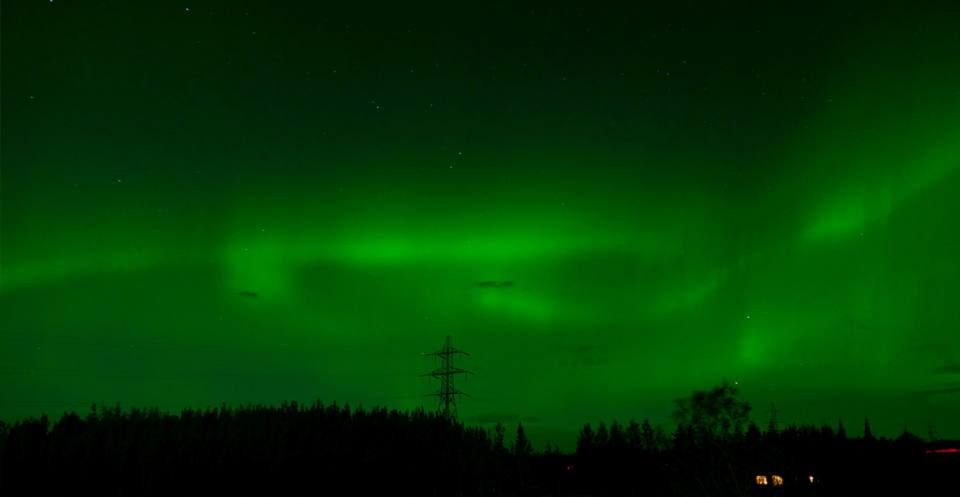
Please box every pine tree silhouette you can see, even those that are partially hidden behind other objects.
[513,422,532,457]
[595,421,609,448]
[577,423,595,453]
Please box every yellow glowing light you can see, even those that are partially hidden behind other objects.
[755,475,768,486]
[808,475,815,483]
[772,474,784,487]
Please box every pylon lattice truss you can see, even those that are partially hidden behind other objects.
[422,335,473,419]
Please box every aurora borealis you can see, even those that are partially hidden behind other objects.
[2,1,959,448]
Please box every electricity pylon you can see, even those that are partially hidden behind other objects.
[421,335,473,419]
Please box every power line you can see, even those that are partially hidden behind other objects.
[421,335,472,419]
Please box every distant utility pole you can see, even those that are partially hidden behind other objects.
[422,335,473,419]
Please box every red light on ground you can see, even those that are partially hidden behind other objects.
[565,464,575,472]
[925,448,959,454]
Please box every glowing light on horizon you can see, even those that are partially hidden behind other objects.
[925,448,959,454]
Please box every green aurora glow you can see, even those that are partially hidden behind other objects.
[2,1,959,447]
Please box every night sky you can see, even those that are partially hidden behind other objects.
[2,1,959,448]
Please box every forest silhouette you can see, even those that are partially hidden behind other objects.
[0,382,956,496]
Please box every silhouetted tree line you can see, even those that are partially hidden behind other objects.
[0,402,537,496]
[569,382,958,496]
[1,384,957,496]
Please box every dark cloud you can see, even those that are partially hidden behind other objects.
[912,385,960,398]
[575,344,601,367]
[911,342,953,353]
[475,281,514,289]
[552,343,605,368]
[933,363,960,375]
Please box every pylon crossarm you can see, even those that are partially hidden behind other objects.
[443,367,472,375]
[421,368,472,377]
[422,349,469,356]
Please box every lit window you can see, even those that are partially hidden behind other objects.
[772,474,784,487]
[755,475,768,486]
